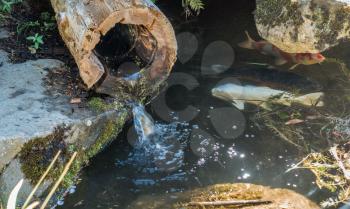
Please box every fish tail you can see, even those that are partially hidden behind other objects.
[238,31,255,49]
[293,92,324,107]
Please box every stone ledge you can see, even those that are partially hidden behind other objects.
[0,49,129,204]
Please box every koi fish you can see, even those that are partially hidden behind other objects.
[211,83,324,110]
[238,31,325,69]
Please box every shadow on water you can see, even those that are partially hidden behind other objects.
[60,0,350,208]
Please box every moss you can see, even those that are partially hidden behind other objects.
[86,112,127,158]
[19,127,68,184]
[176,184,265,209]
[255,0,304,30]
[61,111,128,189]
[18,110,128,191]
[310,2,350,49]
[87,97,115,112]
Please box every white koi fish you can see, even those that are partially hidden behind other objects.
[212,83,324,110]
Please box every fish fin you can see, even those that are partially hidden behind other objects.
[260,102,272,111]
[232,100,245,110]
[293,92,324,107]
[238,31,255,49]
[275,57,288,66]
[289,64,299,70]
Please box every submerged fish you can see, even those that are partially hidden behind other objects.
[238,31,325,69]
[229,67,322,92]
[211,83,324,110]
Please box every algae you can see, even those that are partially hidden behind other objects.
[19,127,68,184]
[255,0,304,30]
[172,183,319,209]
[87,97,115,112]
[292,142,350,207]
[309,1,350,49]
[18,110,128,191]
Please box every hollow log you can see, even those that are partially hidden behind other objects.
[50,0,177,92]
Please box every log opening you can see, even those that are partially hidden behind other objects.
[94,23,156,79]
[51,0,177,97]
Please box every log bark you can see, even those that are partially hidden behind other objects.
[50,0,177,90]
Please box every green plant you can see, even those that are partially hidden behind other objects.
[40,12,56,31]
[17,21,40,34]
[0,0,21,13]
[26,33,43,53]
[182,0,204,16]
[17,12,56,35]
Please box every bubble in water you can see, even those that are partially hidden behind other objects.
[209,107,246,140]
[242,173,251,179]
[123,104,191,174]
[190,129,216,157]
[197,158,206,166]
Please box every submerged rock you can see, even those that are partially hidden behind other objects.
[0,28,10,40]
[129,183,320,209]
[255,0,350,53]
[0,50,129,204]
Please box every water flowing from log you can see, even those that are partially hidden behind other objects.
[127,104,190,172]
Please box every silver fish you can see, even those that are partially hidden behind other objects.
[212,83,324,110]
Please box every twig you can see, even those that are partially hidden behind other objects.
[187,199,272,206]
[329,146,350,180]
[285,154,311,173]
[40,152,78,209]
[22,151,62,209]
[268,124,304,149]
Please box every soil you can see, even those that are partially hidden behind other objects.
[0,1,95,100]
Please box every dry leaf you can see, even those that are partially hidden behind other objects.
[285,119,304,125]
[70,98,81,104]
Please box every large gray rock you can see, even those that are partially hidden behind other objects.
[0,50,129,204]
[255,0,350,53]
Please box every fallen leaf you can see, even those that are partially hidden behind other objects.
[70,98,81,104]
[285,119,304,125]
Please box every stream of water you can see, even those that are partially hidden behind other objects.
[59,0,350,208]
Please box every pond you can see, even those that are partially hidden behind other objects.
[59,0,350,208]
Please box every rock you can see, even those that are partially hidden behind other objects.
[0,50,129,204]
[0,28,10,39]
[129,183,320,209]
[254,0,350,53]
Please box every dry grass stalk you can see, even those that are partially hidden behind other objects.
[290,143,350,207]
[187,199,272,207]
[2,150,78,209]
[40,151,77,209]
[22,150,62,209]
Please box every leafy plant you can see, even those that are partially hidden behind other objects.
[40,12,56,31]
[182,0,204,16]
[26,33,44,53]
[17,21,40,34]
[0,0,21,13]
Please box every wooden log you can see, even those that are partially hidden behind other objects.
[50,0,177,91]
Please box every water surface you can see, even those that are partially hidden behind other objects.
[60,0,350,208]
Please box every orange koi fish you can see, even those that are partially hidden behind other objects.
[238,31,325,69]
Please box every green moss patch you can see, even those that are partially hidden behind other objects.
[19,127,68,184]
[18,110,128,191]
[87,97,115,112]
